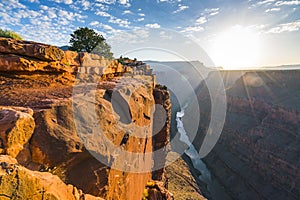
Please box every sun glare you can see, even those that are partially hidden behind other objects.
[209,26,261,70]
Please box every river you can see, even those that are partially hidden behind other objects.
[176,108,232,200]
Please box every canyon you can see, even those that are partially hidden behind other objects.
[1,37,299,200]
[192,70,300,200]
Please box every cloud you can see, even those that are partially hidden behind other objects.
[95,0,116,4]
[50,0,73,4]
[196,16,207,25]
[256,0,276,5]
[109,16,131,27]
[203,8,220,16]
[137,18,144,22]
[95,11,111,17]
[89,21,114,31]
[94,3,109,11]
[265,7,281,12]
[47,9,57,18]
[81,0,91,10]
[138,13,145,16]
[275,0,300,6]
[157,0,178,3]
[40,5,48,10]
[122,10,133,15]
[27,0,40,3]
[173,4,189,14]
[119,0,131,7]
[145,23,161,28]
[107,28,149,45]
[180,26,204,33]
[1,0,26,9]
[267,20,300,33]
[0,12,20,25]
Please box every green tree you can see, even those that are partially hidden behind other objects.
[69,27,113,58]
[0,29,23,40]
[92,40,114,59]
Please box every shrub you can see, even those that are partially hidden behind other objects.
[0,29,23,40]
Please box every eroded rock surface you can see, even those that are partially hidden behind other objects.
[0,106,35,158]
[0,155,103,200]
[0,38,179,200]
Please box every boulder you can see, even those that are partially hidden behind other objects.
[0,155,104,200]
[0,106,35,158]
[0,38,64,62]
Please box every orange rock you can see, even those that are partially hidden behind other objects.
[0,155,104,200]
[0,54,75,73]
[0,106,35,158]
[0,37,64,62]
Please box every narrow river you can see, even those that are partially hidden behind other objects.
[176,108,232,200]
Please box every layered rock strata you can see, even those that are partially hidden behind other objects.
[0,38,172,200]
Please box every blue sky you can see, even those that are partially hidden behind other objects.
[1,0,300,68]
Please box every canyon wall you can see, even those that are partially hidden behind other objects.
[194,70,300,200]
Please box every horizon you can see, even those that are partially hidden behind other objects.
[1,0,300,69]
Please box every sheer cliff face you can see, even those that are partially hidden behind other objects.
[0,38,172,200]
[195,70,300,199]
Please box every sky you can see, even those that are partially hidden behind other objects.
[1,0,300,69]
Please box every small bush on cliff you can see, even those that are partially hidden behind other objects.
[69,27,113,59]
[0,29,23,40]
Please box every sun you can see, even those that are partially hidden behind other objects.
[209,26,261,70]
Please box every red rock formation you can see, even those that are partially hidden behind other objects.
[0,38,175,200]
[0,155,103,200]
[0,107,35,158]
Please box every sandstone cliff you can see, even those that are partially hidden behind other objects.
[0,38,175,200]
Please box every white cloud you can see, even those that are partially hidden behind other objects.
[157,0,177,3]
[122,10,133,15]
[95,0,116,4]
[109,16,130,27]
[265,7,281,12]
[275,0,300,6]
[267,20,300,33]
[173,4,189,14]
[256,0,276,5]
[0,11,20,25]
[47,9,57,18]
[2,0,26,9]
[145,23,161,28]
[204,8,220,16]
[119,0,131,7]
[16,9,41,19]
[40,5,48,10]
[95,11,111,17]
[107,28,149,45]
[196,16,207,25]
[28,0,40,3]
[50,0,73,4]
[81,0,91,10]
[95,3,109,11]
[180,26,204,33]
[138,13,145,16]
[137,18,144,22]
[89,21,114,31]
